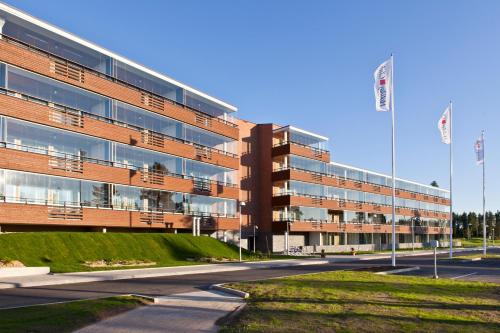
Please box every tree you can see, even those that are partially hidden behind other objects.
[468,212,478,237]
[430,181,439,187]
[495,211,500,239]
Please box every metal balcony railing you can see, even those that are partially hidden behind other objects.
[0,196,238,219]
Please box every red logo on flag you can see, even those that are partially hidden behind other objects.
[380,79,386,85]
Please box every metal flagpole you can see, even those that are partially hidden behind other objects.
[482,130,486,255]
[449,102,453,258]
[390,54,397,267]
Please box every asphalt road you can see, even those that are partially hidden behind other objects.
[0,248,497,310]
[397,247,500,283]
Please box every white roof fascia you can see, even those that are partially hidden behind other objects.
[273,125,329,142]
[0,3,237,112]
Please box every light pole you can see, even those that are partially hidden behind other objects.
[239,201,246,262]
[410,216,419,252]
[286,220,292,255]
[253,224,259,253]
[411,217,415,252]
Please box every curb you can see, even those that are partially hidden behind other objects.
[0,259,330,290]
[0,248,491,290]
[210,283,250,299]
[459,257,482,262]
[375,266,420,275]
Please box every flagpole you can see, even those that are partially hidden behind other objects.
[449,101,453,258]
[482,130,486,255]
[390,53,396,267]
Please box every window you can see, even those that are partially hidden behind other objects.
[1,10,112,73]
[185,159,236,185]
[185,194,236,217]
[115,101,182,138]
[115,144,182,174]
[115,60,183,103]
[6,65,111,117]
[185,90,233,118]
[6,118,110,160]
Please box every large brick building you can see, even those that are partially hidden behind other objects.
[0,4,450,252]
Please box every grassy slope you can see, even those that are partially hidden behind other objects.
[222,271,500,333]
[0,232,251,272]
[0,296,149,333]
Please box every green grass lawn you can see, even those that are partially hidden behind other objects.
[446,254,500,260]
[221,271,500,333]
[456,237,496,248]
[0,232,262,273]
[0,296,150,333]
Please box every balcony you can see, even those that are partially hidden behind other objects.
[271,166,450,206]
[272,141,330,162]
[0,34,239,139]
[272,193,450,220]
[0,90,239,169]
[0,144,239,200]
[271,219,450,235]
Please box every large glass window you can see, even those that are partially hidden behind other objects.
[366,173,388,186]
[115,144,182,174]
[114,60,183,103]
[6,65,111,117]
[114,101,182,138]
[139,188,184,212]
[289,155,326,174]
[3,170,80,205]
[185,90,233,118]
[289,206,330,222]
[0,11,112,74]
[185,160,236,185]
[0,62,5,88]
[185,125,237,154]
[81,182,110,207]
[288,180,326,197]
[346,168,365,182]
[289,129,328,150]
[5,118,110,160]
[112,185,142,210]
[185,194,236,217]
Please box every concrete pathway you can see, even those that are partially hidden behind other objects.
[74,290,245,333]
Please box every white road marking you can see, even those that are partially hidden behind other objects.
[450,272,477,280]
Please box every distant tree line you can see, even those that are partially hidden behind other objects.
[452,211,499,239]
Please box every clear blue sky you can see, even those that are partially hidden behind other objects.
[5,0,499,213]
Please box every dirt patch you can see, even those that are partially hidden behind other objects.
[186,257,239,263]
[84,259,156,268]
[198,257,239,263]
[0,259,25,268]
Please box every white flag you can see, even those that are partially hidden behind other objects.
[438,106,451,144]
[475,135,484,165]
[374,58,393,112]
